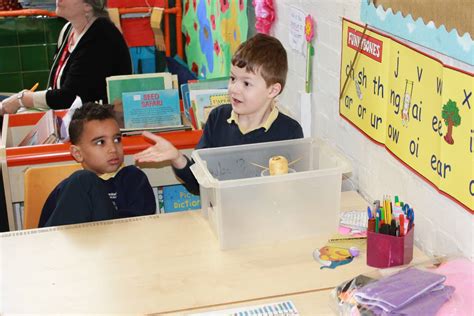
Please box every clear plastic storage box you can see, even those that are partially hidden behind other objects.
[190,138,352,249]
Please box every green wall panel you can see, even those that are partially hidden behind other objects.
[0,73,21,92]
[0,47,21,73]
[20,45,49,71]
[0,16,65,92]
[23,71,49,89]
[17,18,46,45]
[0,19,18,47]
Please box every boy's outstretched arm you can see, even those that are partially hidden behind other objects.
[134,131,188,169]
[135,131,201,195]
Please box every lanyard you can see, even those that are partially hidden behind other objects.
[52,34,73,89]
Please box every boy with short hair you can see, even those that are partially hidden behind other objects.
[134,33,303,195]
[39,102,156,227]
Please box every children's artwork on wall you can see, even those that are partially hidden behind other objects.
[288,6,306,55]
[360,1,473,65]
[253,0,274,34]
[182,0,248,79]
[339,19,473,213]
[304,14,315,93]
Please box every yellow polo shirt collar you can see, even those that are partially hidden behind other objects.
[226,104,279,134]
[99,165,124,180]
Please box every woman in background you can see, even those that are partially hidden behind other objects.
[0,0,132,114]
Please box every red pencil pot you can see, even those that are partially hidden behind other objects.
[366,225,414,268]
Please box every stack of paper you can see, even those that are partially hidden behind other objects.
[18,110,63,146]
[339,210,368,231]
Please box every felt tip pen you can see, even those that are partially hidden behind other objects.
[373,200,380,212]
[368,218,375,232]
[407,208,414,231]
[380,223,390,235]
[376,209,381,232]
[403,203,410,215]
[399,214,405,236]
[390,219,397,236]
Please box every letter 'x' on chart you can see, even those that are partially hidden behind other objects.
[463,89,471,110]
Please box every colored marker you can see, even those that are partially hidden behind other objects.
[373,200,380,212]
[368,218,375,232]
[399,214,405,236]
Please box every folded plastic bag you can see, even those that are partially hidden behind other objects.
[354,267,446,311]
[331,258,465,316]
[367,285,455,315]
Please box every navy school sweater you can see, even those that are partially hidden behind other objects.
[39,165,156,227]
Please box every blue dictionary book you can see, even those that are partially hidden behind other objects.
[122,89,181,130]
[162,184,201,213]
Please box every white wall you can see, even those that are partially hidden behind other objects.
[271,0,473,259]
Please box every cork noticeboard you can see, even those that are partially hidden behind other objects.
[373,0,473,37]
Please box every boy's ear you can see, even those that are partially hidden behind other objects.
[268,83,282,99]
[70,145,84,163]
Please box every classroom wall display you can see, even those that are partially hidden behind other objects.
[182,0,248,79]
[253,0,275,34]
[339,19,473,213]
[360,1,473,65]
[369,0,472,37]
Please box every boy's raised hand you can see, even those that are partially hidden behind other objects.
[134,131,187,169]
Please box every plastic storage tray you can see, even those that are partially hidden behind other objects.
[190,138,352,249]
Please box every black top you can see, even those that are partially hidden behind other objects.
[39,166,156,227]
[46,18,132,109]
[174,104,304,194]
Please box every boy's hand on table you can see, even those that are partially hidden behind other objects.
[134,131,188,169]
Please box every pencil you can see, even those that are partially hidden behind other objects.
[329,236,367,242]
[30,82,39,92]
[339,23,368,100]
